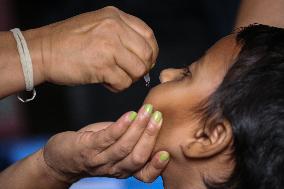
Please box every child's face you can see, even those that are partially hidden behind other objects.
[144,35,241,159]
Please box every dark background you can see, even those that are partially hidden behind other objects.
[14,0,240,134]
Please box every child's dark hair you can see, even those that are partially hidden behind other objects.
[200,24,284,189]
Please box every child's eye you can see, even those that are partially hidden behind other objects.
[182,66,192,78]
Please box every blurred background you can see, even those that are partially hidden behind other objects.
[0,0,239,188]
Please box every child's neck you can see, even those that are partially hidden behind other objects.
[161,160,207,189]
[161,154,234,189]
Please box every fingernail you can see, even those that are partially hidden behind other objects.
[160,152,169,162]
[129,111,137,121]
[144,104,153,114]
[152,111,162,124]
[151,63,155,69]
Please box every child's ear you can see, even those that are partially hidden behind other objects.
[181,120,232,158]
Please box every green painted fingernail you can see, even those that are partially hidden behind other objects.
[160,152,169,162]
[144,104,153,114]
[129,111,137,121]
[152,111,162,123]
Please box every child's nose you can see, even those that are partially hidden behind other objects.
[159,68,183,83]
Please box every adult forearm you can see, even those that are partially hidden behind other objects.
[235,0,284,28]
[0,29,45,99]
[0,150,70,189]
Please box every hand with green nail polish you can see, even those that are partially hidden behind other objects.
[11,104,170,188]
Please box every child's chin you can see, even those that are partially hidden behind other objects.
[142,85,162,107]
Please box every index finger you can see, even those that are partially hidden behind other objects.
[118,10,159,66]
[97,104,153,161]
[79,122,113,133]
[79,111,137,151]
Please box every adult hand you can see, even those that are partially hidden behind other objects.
[26,6,158,92]
[42,104,169,183]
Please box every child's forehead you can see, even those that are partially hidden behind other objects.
[210,34,240,61]
[203,34,241,70]
[193,34,242,90]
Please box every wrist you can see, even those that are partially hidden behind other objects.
[22,27,49,86]
[35,149,74,186]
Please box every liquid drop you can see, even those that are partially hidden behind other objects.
[144,73,150,87]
